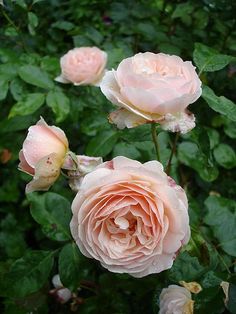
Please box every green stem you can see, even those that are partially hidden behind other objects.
[151,123,160,161]
[166,132,179,175]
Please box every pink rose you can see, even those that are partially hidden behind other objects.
[55,47,107,86]
[19,117,69,193]
[70,156,190,278]
[100,52,202,133]
[159,285,194,314]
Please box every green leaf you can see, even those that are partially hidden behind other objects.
[28,192,72,241]
[178,141,218,182]
[224,120,236,139]
[0,250,54,297]
[113,142,141,159]
[193,43,235,73]
[9,93,45,118]
[227,284,236,314]
[0,79,8,100]
[86,130,119,157]
[28,12,39,36]
[169,251,205,282]
[202,85,236,122]
[59,243,87,291]
[46,90,70,122]
[18,65,54,89]
[213,144,236,169]
[204,195,236,256]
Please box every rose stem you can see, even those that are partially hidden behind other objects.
[151,123,160,162]
[166,132,179,176]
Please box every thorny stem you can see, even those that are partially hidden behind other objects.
[166,132,179,175]
[151,123,160,162]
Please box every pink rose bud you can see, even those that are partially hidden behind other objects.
[19,117,69,193]
[100,52,202,133]
[159,285,194,314]
[55,47,107,86]
[70,156,190,278]
[51,274,72,304]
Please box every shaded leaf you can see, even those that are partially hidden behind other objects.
[202,86,236,122]
[9,93,45,118]
[46,90,70,122]
[18,65,54,89]
[28,192,72,241]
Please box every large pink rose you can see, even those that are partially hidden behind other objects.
[70,156,190,278]
[100,52,202,133]
[19,117,69,193]
[55,47,107,86]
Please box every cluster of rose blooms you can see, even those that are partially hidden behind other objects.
[19,47,203,313]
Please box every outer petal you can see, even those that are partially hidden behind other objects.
[18,149,34,175]
[109,108,147,129]
[159,111,196,134]
[25,153,62,193]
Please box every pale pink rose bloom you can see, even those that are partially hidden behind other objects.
[19,117,69,193]
[100,52,202,133]
[159,285,194,314]
[55,47,107,86]
[70,156,190,278]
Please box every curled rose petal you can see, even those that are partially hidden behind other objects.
[109,108,147,129]
[25,153,62,193]
[70,156,190,277]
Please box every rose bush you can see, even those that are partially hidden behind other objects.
[100,52,202,133]
[19,117,69,193]
[159,285,194,314]
[56,47,107,86]
[70,156,190,278]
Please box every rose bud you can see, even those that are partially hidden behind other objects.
[70,156,190,278]
[100,52,202,133]
[159,285,194,314]
[55,47,107,86]
[51,274,72,304]
[18,117,69,193]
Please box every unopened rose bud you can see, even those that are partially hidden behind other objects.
[57,288,72,304]
[18,117,69,193]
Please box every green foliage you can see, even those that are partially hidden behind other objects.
[28,192,72,242]
[1,0,236,313]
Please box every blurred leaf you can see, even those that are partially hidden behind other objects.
[9,93,45,118]
[213,144,236,169]
[227,283,236,314]
[28,12,38,36]
[0,250,54,297]
[113,142,141,159]
[178,141,218,181]
[169,251,205,282]
[52,21,74,31]
[10,78,25,101]
[46,90,70,122]
[0,79,8,100]
[202,86,236,122]
[204,195,236,256]
[86,130,119,157]
[59,243,87,291]
[28,192,72,241]
[18,65,54,89]
[224,121,236,139]
[194,43,235,73]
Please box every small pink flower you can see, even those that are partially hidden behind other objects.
[56,47,107,86]
[70,156,190,278]
[19,117,69,193]
[100,52,202,133]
